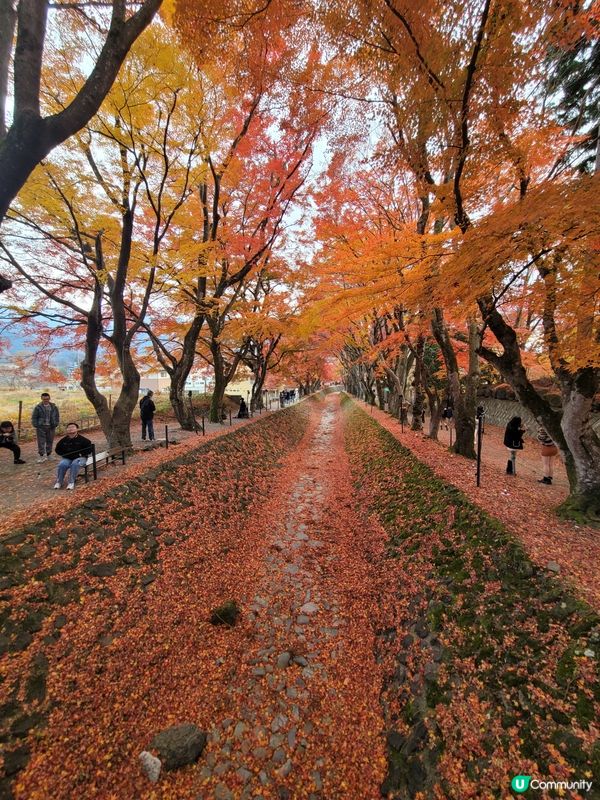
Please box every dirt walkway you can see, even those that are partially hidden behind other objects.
[195,396,388,798]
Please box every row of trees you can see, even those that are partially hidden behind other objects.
[0,0,598,520]
[1,6,329,446]
[308,0,600,520]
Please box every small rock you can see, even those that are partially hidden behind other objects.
[141,573,156,587]
[85,562,117,578]
[287,727,297,749]
[299,602,319,615]
[277,652,292,669]
[270,734,284,749]
[273,747,286,764]
[293,655,308,667]
[150,723,207,770]
[584,649,595,658]
[164,536,176,545]
[297,615,310,625]
[214,783,233,800]
[237,767,252,783]
[271,714,287,732]
[277,759,293,778]
[233,721,246,739]
[546,561,561,574]
[139,750,161,783]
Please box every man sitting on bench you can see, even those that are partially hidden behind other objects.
[53,423,93,490]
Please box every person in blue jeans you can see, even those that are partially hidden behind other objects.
[140,390,156,441]
[53,423,92,490]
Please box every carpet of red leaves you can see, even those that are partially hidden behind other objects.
[2,396,393,799]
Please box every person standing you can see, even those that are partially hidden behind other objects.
[0,421,26,464]
[537,426,558,485]
[54,423,92,489]
[237,398,249,419]
[503,416,525,475]
[441,404,454,431]
[31,392,59,463]
[139,390,156,441]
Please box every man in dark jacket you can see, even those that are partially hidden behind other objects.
[32,392,60,462]
[54,423,92,490]
[140,390,156,441]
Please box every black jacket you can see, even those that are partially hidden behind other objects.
[140,396,156,421]
[503,425,524,450]
[55,434,92,460]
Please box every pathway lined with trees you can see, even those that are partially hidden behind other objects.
[1,395,597,798]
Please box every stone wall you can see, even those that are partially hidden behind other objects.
[481,398,600,437]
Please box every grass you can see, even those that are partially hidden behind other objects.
[342,397,600,799]
[0,389,243,440]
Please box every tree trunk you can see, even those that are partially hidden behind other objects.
[251,373,266,412]
[169,380,196,431]
[164,313,205,430]
[431,308,477,458]
[210,368,228,424]
[557,369,600,520]
[375,379,386,411]
[411,335,425,431]
[78,238,139,450]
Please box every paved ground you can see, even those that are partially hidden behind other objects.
[0,409,272,519]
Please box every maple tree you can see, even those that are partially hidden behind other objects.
[1,28,204,447]
[0,0,162,294]
[311,0,600,518]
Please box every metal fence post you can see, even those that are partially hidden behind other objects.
[165,424,169,449]
[476,406,485,487]
[17,401,23,439]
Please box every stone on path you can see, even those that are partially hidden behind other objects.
[546,561,561,574]
[139,750,161,783]
[150,723,207,770]
[299,602,319,615]
[276,651,292,669]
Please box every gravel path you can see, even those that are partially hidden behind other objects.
[195,397,387,799]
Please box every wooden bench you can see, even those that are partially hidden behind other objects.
[82,445,127,482]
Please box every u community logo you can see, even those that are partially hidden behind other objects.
[511,775,594,794]
[512,776,531,793]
